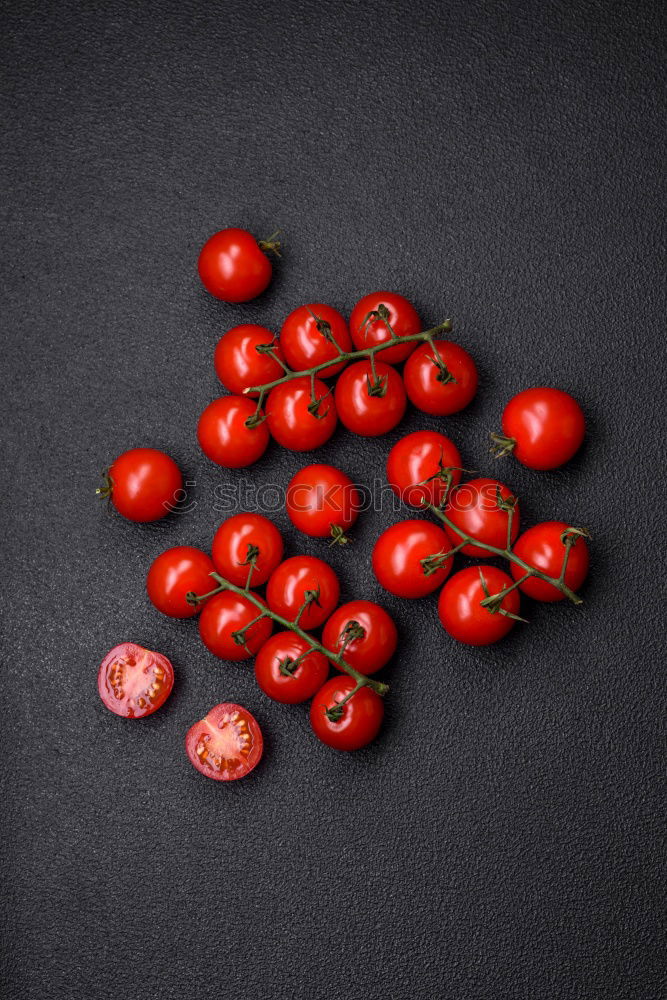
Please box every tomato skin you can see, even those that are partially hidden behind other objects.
[334,360,406,437]
[438,566,520,645]
[266,556,340,629]
[106,448,182,523]
[286,464,360,540]
[310,677,384,751]
[511,521,589,601]
[349,292,421,364]
[322,600,398,676]
[185,703,263,781]
[254,632,329,704]
[403,339,478,416]
[198,228,272,303]
[214,324,284,397]
[199,591,273,660]
[266,376,337,451]
[147,546,216,618]
[212,513,283,587]
[444,478,519,557]
[197,395,269,468]
[280,304,352,377]
[98,642,174,718]
[386,430,463,509]
[372,519,453,598]
[501,388,586,469]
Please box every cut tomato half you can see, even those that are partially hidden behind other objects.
[185,703,263,781]
[97,642,174,718]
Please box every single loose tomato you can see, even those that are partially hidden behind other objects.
[510,521,589,601]
[286,464,360,543]
[185,703,263,781]
[349,292,421,364]
[212,513,283,587]
[199,591,273,660]
[280,304,351,377]
[254,632,329,703]
[438,565,521,645]
[197,228,276,303]
[214,324,285,397]
[100,448,182,523]
[98,642,174,718]
[387,430,463,509]
[372,519,453,598]
[334,360,406,436]
[322,600,398,676]
[444,478,519,557]
[310,677,384,751]
[147,546,215,618]
[403,339,478,415]
[266,376,337,451]
[197,395,269,468]
[266,556,340,629]
[492,388,586,470]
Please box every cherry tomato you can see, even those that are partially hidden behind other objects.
[438,565,521,645]
[197,228,274,303]
[286,464,360,543]
[510,521,589,601]
[98,643,174,719]
[197,395,269,468]
[310,677,384,751]
[266,376,337,451]
[444,478,520,557]
[199,591,273,660]
[147,546,216,618]
[280,304,352,377]
[266,556,340,629]
[334,360,406,437]
[349,291,421,364]
[101,448,182,523]
[372,519,453,598]
[214,324,285,397]
[212,513,283,587]
[403,339,478,415]
[494,388,586,469]
[254,632,329,704]
[387,430,463,509]
[322,600,398,676]
[185,702,263,781]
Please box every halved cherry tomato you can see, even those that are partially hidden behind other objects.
[98,642,174,718]
[310,677,384,751]
[214,324,284,397]
[266,376,337,451]
[286,464,360,543]
[511,521,589,601]
[349,292,421,364]
[493,388,586,470]
[438,565,521,645]
[197,395,269,468]
[444,478,519,557]
[101,448,182,523]
[266,556,340,629]
[147,546,216,618]
[403,340,478,415]
[280,304,351,377]
[334,360,406,436]
[198,228,274,303]
[386,430,463,509]
[185,702,263,781]
[254,632,329,703]
[212,513,283,587]
[199,591,272,660]
[322,600,398,676]
[372,519,453,598]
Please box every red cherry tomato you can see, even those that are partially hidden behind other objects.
[334,360,406,436]
[438,565,521,645]
[266,376,337,451]
[266,556,340,629]
[511,521,589,601]
[349,291,421,364]
[147,546,215,618]
[197,228,274,303]
[286,464,360,543]
[372,519,453,598]
[185,702,263,781]
[214,324,285,397]
[197,395,269,468]
[386,430,463,509]
[102,448,182,523]
[254,632,329,704]
[98,642,174,718]
[199,591,273,660]
[322,600,398,676]
[310,677,384,751]
[212,513,283,587]
[444,478,519,557]
[280,304,352,377]
[495,388,586,469]
[403,339,478,415]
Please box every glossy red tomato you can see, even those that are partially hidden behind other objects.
[495,388,586,469]
[197,395,269,468]
[334,360,406,436]
[403,339,478,415]
[212,513,283,587]
[197,228,274,303]
[372,519,453,598]
[266,376,337,451]
[280,304,351,377]
[444,478,519,557]
[386,430,463,509]
[286,464,360,542]
[214,324,284,397]
[310,677,384,751]
[254,632,329,704]
[98,642,174,719]
[101,448,182,522]
[266,556,340,629]
[349,292,421,364]
[322,600,398,676]
[185,703,263,781]
[511,521,590,601]
[438,565,521,645]
[199,591,273,660]
[147,546,216,618]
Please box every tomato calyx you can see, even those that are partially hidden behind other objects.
[329,523,352,546]
[489,431,517,458]
[428,347,457,385]
[477,567,528,621]
[420,549,457,576]
[245,407,268,429]
[95,469,113,500]
[324,679,364,722]
[256,229,282,257]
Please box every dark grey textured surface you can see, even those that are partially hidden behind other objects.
[1,2,665,998]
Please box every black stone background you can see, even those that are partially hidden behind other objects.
[1,2,665,998]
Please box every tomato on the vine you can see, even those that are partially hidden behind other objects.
[286,464,360,542]
[387,430,463,509]
[372,519,453,598]
[322,600,398,676]
[493,388,586,470]
[198,591,273,660]
[185,703,263,781]
[212,513,283,587]
[438,565,521,645]
[197,395,269,468]
[444,478,519,557]
[511,521,589,601]
[214,324,284,397]
[197,228,276,303]
[266,376,337,451]
[266,556,340,629]
[349,291,421,364]
[146,546,215,618]
[310,677,384,751]
[280,304,351,377]
[101,448,182,523]
[403,339,478,415]
[334,360,406,436]
[254,632,329,704]
[98,643,174,719]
